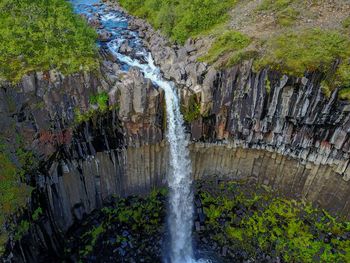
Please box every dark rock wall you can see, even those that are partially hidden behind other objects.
[191,64,350,180]
[122,5,350,181]
[2,52,350,263]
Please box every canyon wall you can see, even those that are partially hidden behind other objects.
[1,3,350,261]
[47,142,350,239]
[123,4,350,181]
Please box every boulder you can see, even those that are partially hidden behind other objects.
[98,30,112,42]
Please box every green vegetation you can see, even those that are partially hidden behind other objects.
[256,29,350,89]
[199,31,252,67]
[339,87,350,100]
[31,207,43,221]
[181,94,201,122]
[0,0,98,82]
[66,183,350,262]
[80,224,105,255]
[257,0,301,27]
[13,220,30,241]
[342,16,350,29]
[198,181,350,262]
[275,7,300,26]
[0,137,36,255]
[0,152,31,254]
[75,92,113,124]
[118,0,238,44]
[70,188,167,259]
[89,92,109,112]
[256,29,350,75]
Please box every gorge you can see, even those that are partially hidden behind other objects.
[0,0,350,262]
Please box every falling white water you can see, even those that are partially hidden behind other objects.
[70,3,213,262]
[113,51,195,263]
[160,75,194,263]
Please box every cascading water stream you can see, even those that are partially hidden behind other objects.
[72,1,212,262]
[116,50,196,263]
[110,48,196,262]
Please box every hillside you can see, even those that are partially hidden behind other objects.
[0,0,98,82]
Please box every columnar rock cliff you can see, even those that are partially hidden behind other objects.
[1,2,350,262]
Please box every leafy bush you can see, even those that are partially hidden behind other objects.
[0,0,98,82]
[119,0,238,44]
[89,92,109,112]
[181,94,201,122]
[75,92,111,124]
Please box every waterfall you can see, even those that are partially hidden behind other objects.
[160,73,194,263]
[111,52,195,262]
[72,2,204,262]
[115,52,195,262]
[109,50,196,262]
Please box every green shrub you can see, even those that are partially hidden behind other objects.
[89,92,109,112]
[31,207,43,221]
[119,0,238,44]
[181,94,201,122]
[339,87,350,100]
[0,0,98,82]
[75,92,111,124]
[199,31,252,65]
[226,50,258,67]
[14,220,30,241]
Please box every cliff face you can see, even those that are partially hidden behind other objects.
[126,8,350,180]
[1,3,350,262]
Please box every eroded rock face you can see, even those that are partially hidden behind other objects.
[2,3,350,262]
[113,1,350,183]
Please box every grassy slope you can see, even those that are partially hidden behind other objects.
[118,0,238,44]
[0,0,98,83]
[119,0,350,98]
